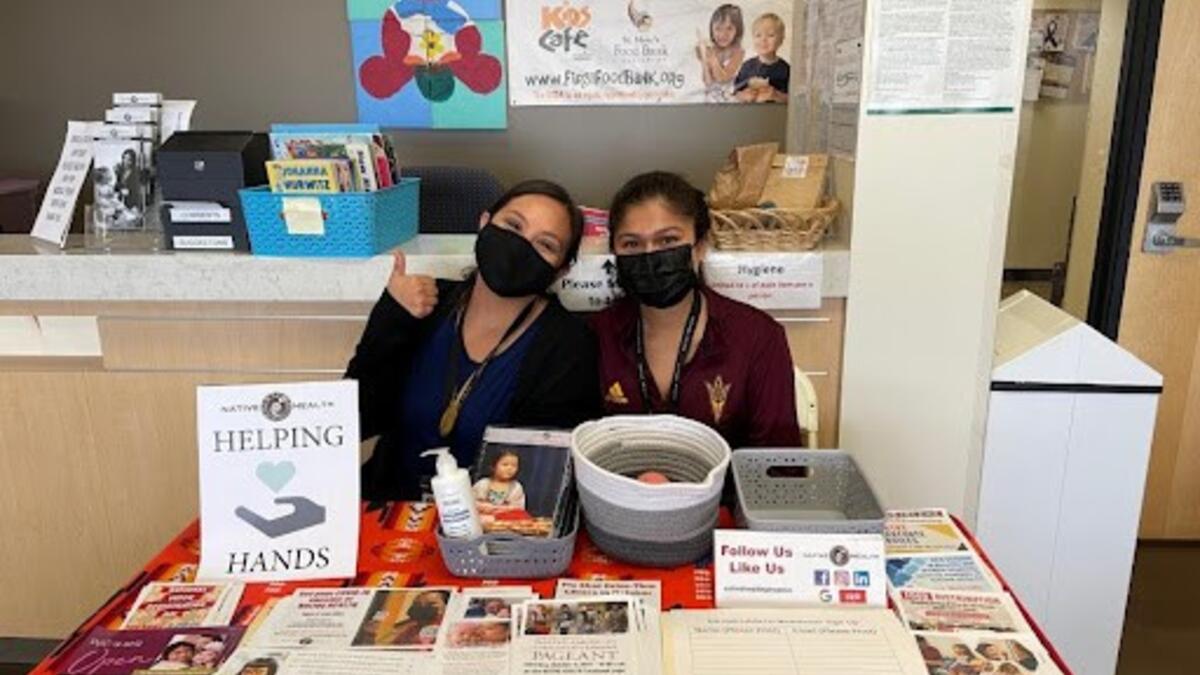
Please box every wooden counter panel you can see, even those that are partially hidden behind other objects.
[99,316,365,372]
[0,370,336,638]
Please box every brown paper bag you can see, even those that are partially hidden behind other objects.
[707,142,779,209]
[760,154,829,210]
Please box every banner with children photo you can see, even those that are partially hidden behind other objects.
[507,0,796,106]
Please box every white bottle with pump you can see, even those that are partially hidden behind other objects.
[420,448,483,539]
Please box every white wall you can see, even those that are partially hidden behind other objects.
[840,0,1032,523]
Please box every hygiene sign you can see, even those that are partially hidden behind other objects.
[507,0,796,106]
[196,381,360,582]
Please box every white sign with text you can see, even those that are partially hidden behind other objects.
[704,252,823,310]
[197,380,360,582]
[714,529,886,608]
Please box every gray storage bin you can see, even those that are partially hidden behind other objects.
[732,449,884,533]
[436,502,579,579]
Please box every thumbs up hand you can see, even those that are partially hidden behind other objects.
[386,250,438,318]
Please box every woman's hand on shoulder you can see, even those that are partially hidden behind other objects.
[387,250,438,318]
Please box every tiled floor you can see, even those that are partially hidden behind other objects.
[1116,543,1200,674]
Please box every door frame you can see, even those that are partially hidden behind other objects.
[1087,0,1165,338]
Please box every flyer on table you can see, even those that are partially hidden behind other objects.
[196,381,360,582]
[913,631,1065,675]
[885,508,971,555]
[886,553,1001,593]
[895,589,1033,634]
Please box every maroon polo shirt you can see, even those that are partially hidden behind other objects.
[590,287,802,449]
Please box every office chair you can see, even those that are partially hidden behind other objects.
[403,166,505,234]
[793,366,820,448]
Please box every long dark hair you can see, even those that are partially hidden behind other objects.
[607,171,711,250]
[488,179,585,265]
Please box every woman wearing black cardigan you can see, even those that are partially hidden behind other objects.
[347,180,602,501]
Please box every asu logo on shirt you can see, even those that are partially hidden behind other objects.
[605,381,629,406]
[705,375,731,424]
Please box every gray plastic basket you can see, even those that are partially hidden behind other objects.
[732,449,884,533]
[436,506,579,579]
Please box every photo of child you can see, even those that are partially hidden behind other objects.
[147,633,229,672]
[351,589,450,648]
[733,12,791,103]
[523,601,630,636]
[463,596,514,619]
[473,450,527,511]
[696,4,746,102]
[92,139,147,230]
[471,440,568,538]
[914,634,1049,675]
[447,620,512,648]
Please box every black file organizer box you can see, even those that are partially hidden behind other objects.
[157,131,270,251]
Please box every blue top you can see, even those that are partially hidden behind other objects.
[395,311,541,498]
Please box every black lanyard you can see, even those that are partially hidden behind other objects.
[440,294,538,438]
[635,290,703,413]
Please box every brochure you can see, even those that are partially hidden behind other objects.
[886,552,1002,592]
[439,587,535,675]
[513,597,645,675]
[54,627,243,675]
[556,580,663,675]
[248,587,455,650]
[661,608,926,675]
[913,631,1064,674]
[895,589,1034,634]
[885,509,971,555]
[123,582,245,630]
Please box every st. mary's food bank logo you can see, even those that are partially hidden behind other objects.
[539,1,591,53]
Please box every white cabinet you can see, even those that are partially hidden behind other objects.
[977,291,1161,675]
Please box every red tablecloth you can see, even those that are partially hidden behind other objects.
[33,503,1072,674]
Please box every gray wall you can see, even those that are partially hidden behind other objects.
[0,0,786,207]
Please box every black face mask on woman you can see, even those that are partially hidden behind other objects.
[616,244,698,309]
[475,224,558,297]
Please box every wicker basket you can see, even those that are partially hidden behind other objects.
[710,198,840,251]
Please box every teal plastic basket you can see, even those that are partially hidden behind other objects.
[239,178,419,257]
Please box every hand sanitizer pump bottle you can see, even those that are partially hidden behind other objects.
[420,448,483,539]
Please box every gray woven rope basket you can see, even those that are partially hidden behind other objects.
[571,415,731,566]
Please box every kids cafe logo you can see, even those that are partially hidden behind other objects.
[539,1,591,53]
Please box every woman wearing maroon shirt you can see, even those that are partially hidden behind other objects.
[591,171,802,448]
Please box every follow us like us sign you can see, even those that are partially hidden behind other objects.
[196,380,360,582]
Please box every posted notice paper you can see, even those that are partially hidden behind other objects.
[714,529,886,608]
[663,608,926,675]
[196,381,360,582]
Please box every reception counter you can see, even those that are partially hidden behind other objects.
[0,234,849,637]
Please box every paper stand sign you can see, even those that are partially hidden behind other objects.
[196,380,360,582]
[714,530,886,608]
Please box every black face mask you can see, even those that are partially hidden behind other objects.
[616,244,698,309]
[475,224,558,297]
